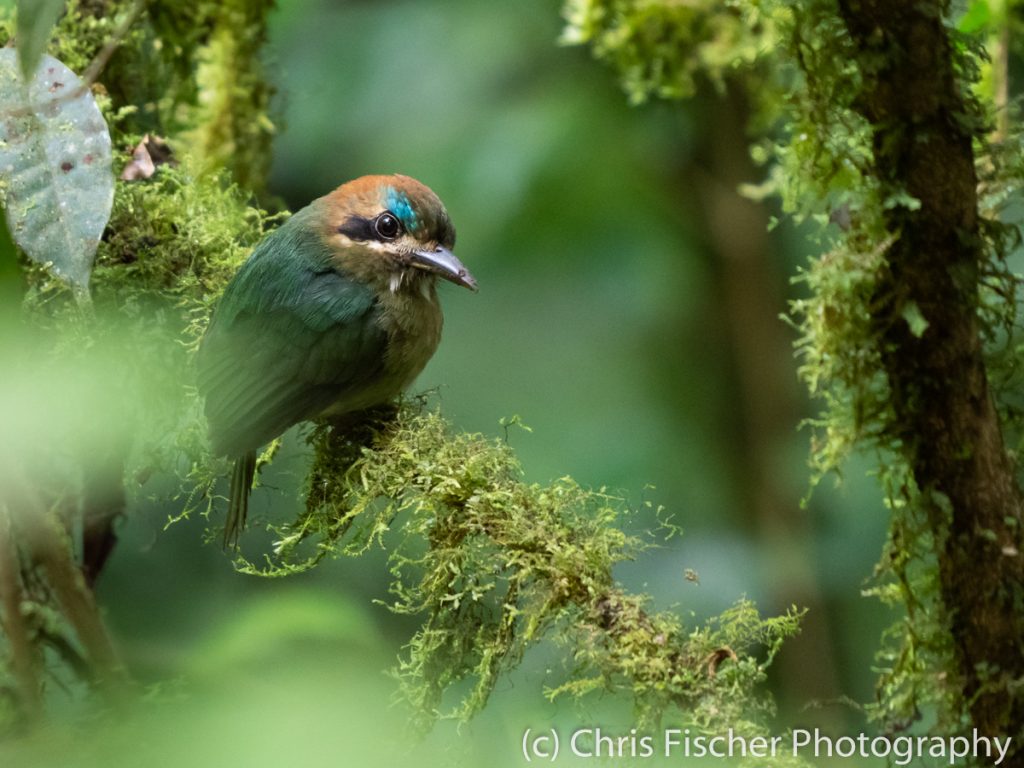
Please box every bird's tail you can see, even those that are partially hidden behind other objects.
[226,450,256,548]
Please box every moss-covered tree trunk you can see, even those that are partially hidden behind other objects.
[563,0,1024,757]
[838,0,1024,751]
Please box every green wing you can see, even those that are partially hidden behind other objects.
[197,212,387,457]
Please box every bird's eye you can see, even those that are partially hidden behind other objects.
[374,212,401,240]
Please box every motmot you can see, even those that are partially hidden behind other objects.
[197,174,476,544]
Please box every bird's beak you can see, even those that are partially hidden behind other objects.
[411,246,478,292]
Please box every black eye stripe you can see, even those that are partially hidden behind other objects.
[337,212,405,242]
[337,215,374,241]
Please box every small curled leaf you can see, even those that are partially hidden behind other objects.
[121,134,175,181]
[0,50,113,290]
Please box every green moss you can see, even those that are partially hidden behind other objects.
[561,0,777,103]
[188,0,275,192]
[94,162,273,328]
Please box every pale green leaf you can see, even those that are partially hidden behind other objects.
[901,301,930,338]
[16,0,64,80]
[0,50,113,290]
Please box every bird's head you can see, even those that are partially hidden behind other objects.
[322,174,477,294]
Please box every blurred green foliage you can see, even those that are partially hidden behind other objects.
[0,0,963,765]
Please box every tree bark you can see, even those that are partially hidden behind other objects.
[837,0,1024,753]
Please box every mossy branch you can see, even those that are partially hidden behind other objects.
[234,405,802,731]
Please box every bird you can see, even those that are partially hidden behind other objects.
[197,174,477,545]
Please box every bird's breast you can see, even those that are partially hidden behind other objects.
[320,282,443,418]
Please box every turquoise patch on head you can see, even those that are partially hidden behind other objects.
[385,187,419,233]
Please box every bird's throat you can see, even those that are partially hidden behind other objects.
[376,280,443,388]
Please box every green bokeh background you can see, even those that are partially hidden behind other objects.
[2,1,897,765]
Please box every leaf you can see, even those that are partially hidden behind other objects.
[901,301,930,338]
[120,135,156,181]
[0,50,113,290]
[883,189,922,211]
[16,0,65,80]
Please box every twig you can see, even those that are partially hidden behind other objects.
[27,509,128,691]
[8,467,130,696]
[77,0,147,94]
[0,502,40,722]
